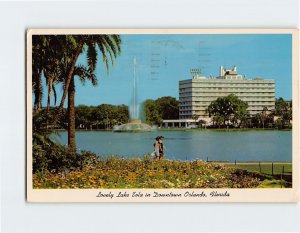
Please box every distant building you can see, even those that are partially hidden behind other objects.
[179,66,275,120]
[162,119,197,128]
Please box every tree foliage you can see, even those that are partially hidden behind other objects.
[142,100,162,125]
[274,97,292,128]
[207,94,248,127]
[156,96,179,120]
[82,104,129,129]
[142,96,179,125]
[32,34,122,153]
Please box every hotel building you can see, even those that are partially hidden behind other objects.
[179,66,275,120]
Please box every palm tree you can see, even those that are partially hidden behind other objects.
[32,35,48,111]
[44,36,66,112]
[62,35,122,153]
[32,35,65,113]
[32,35,122,154]
[260,107,269,129]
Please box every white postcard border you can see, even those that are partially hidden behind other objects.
[27,28,299,203]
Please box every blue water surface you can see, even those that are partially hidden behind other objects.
[52,130,292,162]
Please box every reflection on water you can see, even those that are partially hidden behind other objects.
[52,130,292,162]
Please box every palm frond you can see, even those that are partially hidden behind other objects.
[74,65,97,86]
[87,42,97,72]
[96,40,109,73]
[103,35,121,58]
[101,38,115,67]
[109,35,122,54]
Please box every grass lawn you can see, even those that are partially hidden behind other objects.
[258,179,288,188]
[224,163,292,175]
[223,163,292,188]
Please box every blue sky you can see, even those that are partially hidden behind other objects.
[41,34,292,107]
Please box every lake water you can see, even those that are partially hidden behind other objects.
[52,130,292,162]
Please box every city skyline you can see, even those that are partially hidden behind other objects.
[40,34,292,107]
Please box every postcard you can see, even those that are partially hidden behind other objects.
[27,29,299,202]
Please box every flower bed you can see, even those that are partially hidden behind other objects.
[33,156,275,189]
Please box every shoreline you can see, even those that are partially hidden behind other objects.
[54,128,292,132]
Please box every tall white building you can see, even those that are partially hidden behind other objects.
[179,66,275,120]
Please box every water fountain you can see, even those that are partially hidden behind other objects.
[113,57,153,132]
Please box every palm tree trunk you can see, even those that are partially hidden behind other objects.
[46,76,53,112]
[34,70,43,112]
[68,77,76,154]
[52,43,83,126]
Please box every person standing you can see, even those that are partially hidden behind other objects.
[153,136,165,160]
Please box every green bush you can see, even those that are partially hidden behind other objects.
[33,141,100,173]
[33,142,73,173]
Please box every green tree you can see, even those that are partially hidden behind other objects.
[192,114,199,126]
[207,94,248,128]
[75,105,93,129]
[32,35,122,154]
[251,113,261,128]
[261,107,268,128]
[275,118,284,129]
[66,35,121,153]
[275,98,287,116]
[113,105,129,125]
[212,114,224,128]
[77,104,129,130]
[274,97,292,128]
[198,119,207,128]
[32,35,48,111]
[142,99,162,125]
[156,96,179,120]
[232,98,249,127]
[43,36,66,112]
[32,35,70,113]
[142,96,179,125]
